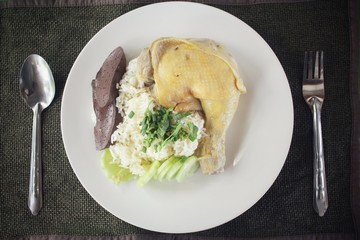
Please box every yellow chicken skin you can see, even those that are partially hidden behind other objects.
[137,37,246,174]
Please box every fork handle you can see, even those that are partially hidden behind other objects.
[311,97,328,216]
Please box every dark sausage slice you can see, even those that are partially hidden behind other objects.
[93,47,126,108]
[92,47,126,150]
[93,100,122,150]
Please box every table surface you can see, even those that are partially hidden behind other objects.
[0,0,359,239]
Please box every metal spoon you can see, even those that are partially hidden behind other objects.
[19,54,55,215]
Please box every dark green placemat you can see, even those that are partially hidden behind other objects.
[0,0,355,239]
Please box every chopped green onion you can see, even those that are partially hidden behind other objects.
[173,112,191,120]
[187,122,198,141]
[139,106,199,152]
[128,111,135,118]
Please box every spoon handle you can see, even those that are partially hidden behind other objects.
[28,104,43,215]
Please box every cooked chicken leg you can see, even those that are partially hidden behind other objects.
[137,37,246,174]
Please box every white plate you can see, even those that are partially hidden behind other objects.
[61,2,293,233]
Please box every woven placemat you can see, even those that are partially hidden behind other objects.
[0,0,357,239]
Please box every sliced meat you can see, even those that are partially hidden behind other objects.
[93,47,126,108]
[92,47,126,150]
[93,101,122,150]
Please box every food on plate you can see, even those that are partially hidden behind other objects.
[92,47,126,150]
[92,37,246,185]
[137,37,246,174]
[109,57,205,185]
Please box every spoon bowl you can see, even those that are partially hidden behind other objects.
[20,54,55,215]
[20,55,55,110]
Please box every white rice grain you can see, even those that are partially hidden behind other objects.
[110,58,205,176]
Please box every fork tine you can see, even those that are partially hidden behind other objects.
[319,51,324,80]
[307,51,313,79]
[314,51,319,79]
[303,51,309,79]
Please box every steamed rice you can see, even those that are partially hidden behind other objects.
[109,58,205,176]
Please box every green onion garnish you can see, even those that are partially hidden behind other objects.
[139,106,197,153]
[128,111,135,118]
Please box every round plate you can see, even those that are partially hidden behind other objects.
[61,2,293,233]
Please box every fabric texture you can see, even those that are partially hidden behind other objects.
[0,0,315,8]
[350,0,360,235]
[0,0,358,239]
[13,233,358,240]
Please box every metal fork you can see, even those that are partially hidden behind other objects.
[303,51,328,216]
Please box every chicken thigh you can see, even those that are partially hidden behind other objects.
[137,37,246,174]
